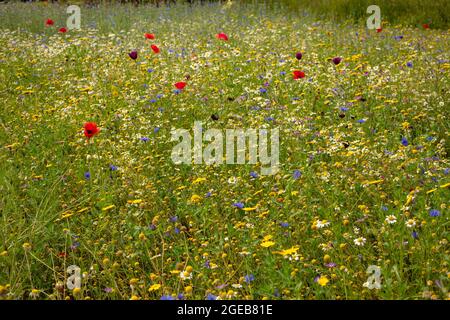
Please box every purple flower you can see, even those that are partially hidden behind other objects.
[406,62,413,68]
[128,50,138,60]
[160,295,175,300]
[140,137,150,142]
[250,171,258,178]
[296,52,303,60]
[293,170,302,179]
[154,127,160,133]
[280,222,289,227]
[170,216,178,223]
[84,171,91,179]
[357,119,366,123]
[147,68,154,73]
[412,231,419,239]
[104,287,113,293]
[340,107,349,112]
[244,274,255,283]
[382,206,388,211]
[109,165,118,171]
[394,35,404,40]
[429,209,440,217]
[332,57,342,65]
[259,88,267,94]
[401,137,408,146]
[149,224,156,231]
[177,293,184,300]
[325,262,337,268]
[233,202,244,209]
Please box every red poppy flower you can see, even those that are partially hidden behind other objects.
[145,33,155,40]
[175,82,187,90]
[293,70,305,80]
[215,33,229,41]
[151,44,160,54]
[423,23,430,29]
[59,27,67,33]
[84,122,100,139]
[45,19,54,26]
[376,28,382,33]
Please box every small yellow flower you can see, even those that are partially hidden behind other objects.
[260,241,275,248]
[130,295,140,300]
[190,194,202,203]
[148,284,161,292]
[185,285,193,294]
[22,243,32,250]
[317,276,329,287]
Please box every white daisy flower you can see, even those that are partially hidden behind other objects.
[405,219,416,228]
[385,215,397,224]
[354,237,367,246]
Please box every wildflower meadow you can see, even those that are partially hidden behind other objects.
[0,0,449,301]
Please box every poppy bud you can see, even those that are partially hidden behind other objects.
[129,50,138,60]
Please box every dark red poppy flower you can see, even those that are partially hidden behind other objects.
[175,82,187,90]
[215,33,229,41]
[128,50,138,60]
[151,44,160,54]
[293,70,305,80]
[145,33,155,40]
[376,28,382,33]
[423,23,430,29]
[59,27,67,33]
[84,122,100,139]
[332,57,342,65]
[296,52,303,60]
[45,19,54,26]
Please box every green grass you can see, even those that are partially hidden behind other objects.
[0,1,449,300]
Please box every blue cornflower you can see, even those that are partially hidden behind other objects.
[357,119,366,123]
[109,165,118,171]
[160,295,175,300]
[147,68,154,73]
[206,293,217,300]
[140,137,150,142]
[84,171,91,179]
[429,209,440,217]
[293,170,302,179]
[244,274,255,283]
[340,107,349,112]
[412,231,419,239]
[154,127,160,133]
[280,222,289,227]
[233,202,244,209]
[406,62,413,68]
[259,88,267,94]
[250,171,258,178]
[401,137,408,146]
